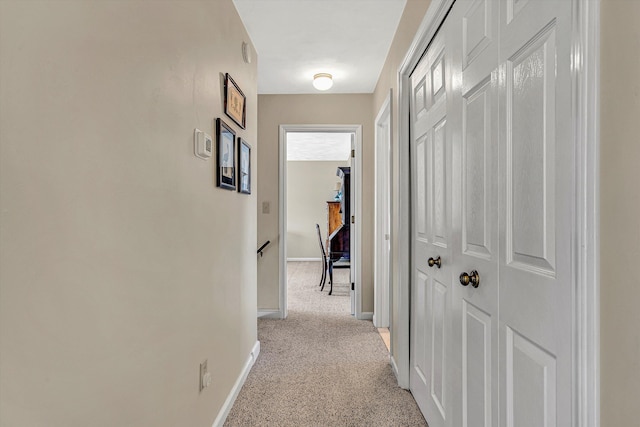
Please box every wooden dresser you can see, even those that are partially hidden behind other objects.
[327,167,350,262]
[327,201,342,237]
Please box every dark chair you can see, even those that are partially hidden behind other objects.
[327,254,350,295]
[315,224,328,290]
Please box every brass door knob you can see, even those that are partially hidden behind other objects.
[459,270,480,288]
[428,256,441,268]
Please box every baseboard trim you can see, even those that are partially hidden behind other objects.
[390,355,406,389]
[258,310,282,319]
[212,340,260,427]
[286,257,321,262]
[359,312,374,321]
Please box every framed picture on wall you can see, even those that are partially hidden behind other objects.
[216,118,236,190]
[238,138,251,194]
[224,73,246,129]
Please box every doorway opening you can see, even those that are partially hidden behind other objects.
[279,125,363,319]
[374,91,393,353]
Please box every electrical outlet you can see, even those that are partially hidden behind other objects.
[262,201,270,214]
[199,360,208,392]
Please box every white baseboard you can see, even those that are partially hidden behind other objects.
[359,312,374,321]
[390,355,404,387]
[286,257,321,262]
[212,340,260,427]
[258,310,282,319]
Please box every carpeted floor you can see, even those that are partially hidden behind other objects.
[224,261,427,427]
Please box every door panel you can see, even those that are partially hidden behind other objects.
[462,78,493,259]
[410,30,451,427]
[463,0,492,69]
[433,118,448,247]
[506,24,557,274]
[506,327,557,427]
[499,1,573,427]
[450,1,500,427]
[414,271,429,385]
[431,279,448,417]
[462,300,492,427]
[410,1,573,427]
[417,135,428,239]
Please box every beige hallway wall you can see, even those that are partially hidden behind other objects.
[0,1,258,426]
[287,161,349,259]
[371,0,431,365]
[600,0,640,425]
[257,94,374,313]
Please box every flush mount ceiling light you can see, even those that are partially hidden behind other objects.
[313,73,333,91]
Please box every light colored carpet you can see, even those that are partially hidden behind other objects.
[224,261,427,427]
[286,260,351,313]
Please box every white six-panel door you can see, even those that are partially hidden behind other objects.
[497,1,573,426]
[409,1,574,426]
[448,1,500,426]
[410,30,452,427]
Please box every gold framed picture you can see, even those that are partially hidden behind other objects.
[224,73,246,129]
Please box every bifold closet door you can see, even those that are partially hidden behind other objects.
[409,1,575,426]
[448,0,500,426]
[497,1,574,426]
[409,28,452,427]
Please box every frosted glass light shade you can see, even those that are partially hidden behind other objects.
[313,73,333,90]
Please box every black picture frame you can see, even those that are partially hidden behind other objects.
[238,138,251,194]
[224,73,246,129]
[216,118,236,190]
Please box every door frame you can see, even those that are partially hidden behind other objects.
[394,1,600,426]
[278,124,363,319]
[374,90,392,329]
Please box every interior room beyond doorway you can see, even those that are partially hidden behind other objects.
[286,132,352,311]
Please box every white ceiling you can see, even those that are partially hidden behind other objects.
[233,0,407,94]
[287,133,352,161]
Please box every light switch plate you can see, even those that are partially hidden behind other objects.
[199,359,208,392]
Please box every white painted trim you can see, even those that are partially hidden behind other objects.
[395,0,456,390]
[212,340,260,427]
[287,258,321,262]
[395,0,600,419]
[279,125,363,320]
[257,310,282,319]
[360,312,374,321]
[352,128,364,320]
[390,355,400,380]
[572,0,600,426]
[374,89,392,329]
[278,126,288,320]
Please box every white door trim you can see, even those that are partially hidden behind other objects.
[278,124,364,319]
[571,1,600,426]
[395,2,600,426]
[374,90,392,329]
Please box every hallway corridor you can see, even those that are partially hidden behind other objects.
[224,262,427,426]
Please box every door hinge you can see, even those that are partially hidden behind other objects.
[351,149,355,158]
[351,282,355,291]
[351,215,355,224]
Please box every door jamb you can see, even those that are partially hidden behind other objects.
[374,90,392,329]
[278,124,364,319]
[395,2,600,426]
